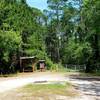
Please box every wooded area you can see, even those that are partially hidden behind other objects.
[0,0,100,74]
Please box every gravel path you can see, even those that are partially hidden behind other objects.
[0,72,67,93]
[68,77,100,100]
[0,72,100,100]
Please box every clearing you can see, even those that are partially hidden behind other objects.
[0,72,100,100]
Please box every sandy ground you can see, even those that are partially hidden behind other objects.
[0,72,69,93]
[0,72,100,100]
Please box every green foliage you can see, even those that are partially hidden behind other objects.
[62,39,92,64]
[45,57,54,70]
[0,30,21,50]
[0,0,48,74]
[0,30,21,62]
[0,0,99,74]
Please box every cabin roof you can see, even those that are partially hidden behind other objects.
[39,60,45,62]
[20,56,35,60]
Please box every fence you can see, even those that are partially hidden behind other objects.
[64,64,100,72]
[64,64,86,71]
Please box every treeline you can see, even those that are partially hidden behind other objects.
[0,0,100,74]
[44,0,100,72]
[0,0,47,74]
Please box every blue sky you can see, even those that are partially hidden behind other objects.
[26,0,48,11]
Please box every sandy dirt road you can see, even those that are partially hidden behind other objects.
[0,72,67,93]
[0,72,100,100]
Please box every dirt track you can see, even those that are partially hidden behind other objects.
[0,72,68,93]
[0,72,100,100]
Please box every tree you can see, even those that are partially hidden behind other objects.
[0,0,99,73]
[0,29,21,73]
[0,0,47,73]
[79,0,100,72]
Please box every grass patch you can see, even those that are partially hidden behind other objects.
[0,73,18,77]
[0,82,78,100]
[18,82,78,98]
[23,83,70,91]
[90,71,100,76]
[78,72,100,77]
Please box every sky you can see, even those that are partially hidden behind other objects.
[26,0,48,11]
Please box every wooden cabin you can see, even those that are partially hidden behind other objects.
[20,56,36,72]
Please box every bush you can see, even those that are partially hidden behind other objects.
[45,57,54,70]
[62,39,92,64]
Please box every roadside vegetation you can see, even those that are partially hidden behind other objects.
[0,0,100,75]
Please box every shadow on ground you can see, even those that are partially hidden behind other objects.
[65,74,100,98]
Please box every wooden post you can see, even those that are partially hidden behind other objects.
[66,64,68,69]
[32,61,34,72]
[20,58,22,72]
[75,65,76,70]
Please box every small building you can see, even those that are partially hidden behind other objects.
[20,56,36,72]
[38,60,46,72]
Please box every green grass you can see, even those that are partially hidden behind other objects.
[18,82,78,98]
[0,83,78,100]
[23,83,71,90]
[78,71,100,77]
[0,73,18,77]
[93,72,100,76]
